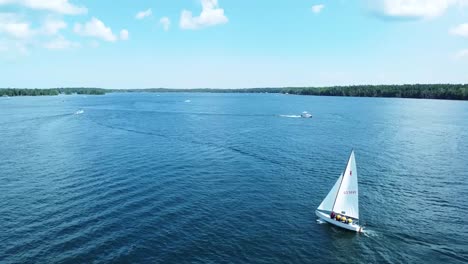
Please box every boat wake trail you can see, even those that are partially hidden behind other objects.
[84,116,283,166]
[0,113,71,126]
[83,108,278,118]
[278,115,301,118]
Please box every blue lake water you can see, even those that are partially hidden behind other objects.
[1,93,467,263]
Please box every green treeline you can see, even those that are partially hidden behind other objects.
[0,88,59,96]
[118,84,468,100]
[281,84,468,100]
[1,84,468,100]
[57,88,107,95]
[0,88,107,97]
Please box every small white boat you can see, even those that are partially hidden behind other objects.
[316,150,363,232]
[301,111,312,118]
[75,109,84,115]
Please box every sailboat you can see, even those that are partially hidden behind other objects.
[315,150,363,232]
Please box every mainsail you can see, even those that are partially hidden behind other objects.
[332,151,359,219]
[317,173,343,211]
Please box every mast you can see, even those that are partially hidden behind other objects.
[331,149,353,213]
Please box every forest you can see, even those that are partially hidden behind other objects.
[0,88,107,97]
[1,84,467,100]
[280,84,468,100]
[118,84,468,100]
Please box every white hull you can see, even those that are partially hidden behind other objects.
[316,210,363,233]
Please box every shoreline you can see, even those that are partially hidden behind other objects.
[1,84,467,101]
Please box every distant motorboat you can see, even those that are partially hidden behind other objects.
[75,109,84,115]
[301,111,312,118]
[184,100,191,103]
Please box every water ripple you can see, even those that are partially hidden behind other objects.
[1,94,467,263]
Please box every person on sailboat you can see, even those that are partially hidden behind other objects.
[330,211,336,219]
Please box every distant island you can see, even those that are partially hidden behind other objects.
[1,84,467,100]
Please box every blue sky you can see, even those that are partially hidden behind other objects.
[1,0,468,88]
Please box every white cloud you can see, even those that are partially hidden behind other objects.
[136,8,152,19]
[120,29,129,40]
[0,14,68,39]
[44,35,79,49]
[373,0,467,19]
[0,13,33,39]
[41,19,67,35]
[0,12,83,54]
[74,17,117,42]
[455,49,468,58]
[450,23,468,37]
[160,17,170,31]
[0,0,87,15]
[180,0,228,30]
[0,22,32,38]
[0,14,72,54]
[311,4,325,14]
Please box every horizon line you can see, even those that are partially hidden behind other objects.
[1,83,467,90]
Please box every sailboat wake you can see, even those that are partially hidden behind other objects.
[316,219,326,224]
[362,229,378,237]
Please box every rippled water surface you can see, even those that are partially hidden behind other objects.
[1,93,467,263]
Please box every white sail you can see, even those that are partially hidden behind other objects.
[317,173,343,211]
[333,151,359,219]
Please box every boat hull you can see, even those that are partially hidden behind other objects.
[315,210,363,233]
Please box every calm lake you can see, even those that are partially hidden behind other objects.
[1,93,467,263]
